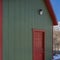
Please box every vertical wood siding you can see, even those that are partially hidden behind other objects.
[3,0,53,60]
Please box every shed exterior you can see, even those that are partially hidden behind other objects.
[0,0,57,60]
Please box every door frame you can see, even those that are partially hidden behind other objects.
[0,0,3,60]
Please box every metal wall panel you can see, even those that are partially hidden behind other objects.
[3,0,53,60]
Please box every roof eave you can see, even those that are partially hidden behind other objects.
[44,0,58,26]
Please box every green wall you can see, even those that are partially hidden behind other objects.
[3,0,53,60]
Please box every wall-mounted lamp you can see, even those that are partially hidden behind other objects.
[39,9,43,15]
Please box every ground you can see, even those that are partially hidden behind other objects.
[53,54,60,60]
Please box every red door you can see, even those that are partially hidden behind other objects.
[33,30,45,60]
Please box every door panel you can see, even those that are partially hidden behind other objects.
[33,30,45,60]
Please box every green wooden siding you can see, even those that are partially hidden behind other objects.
[3,0,53,60]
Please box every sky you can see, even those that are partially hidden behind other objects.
[50,0,60,22]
